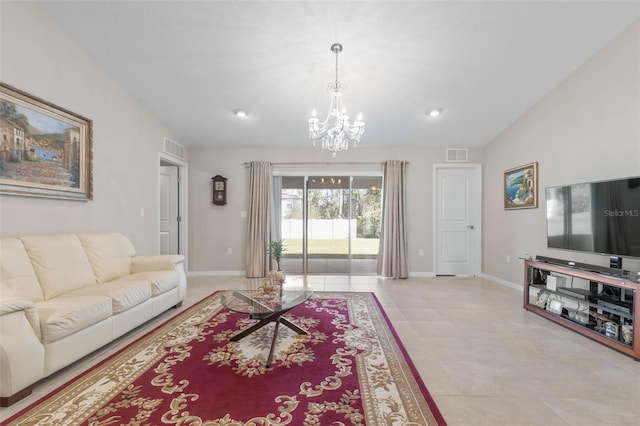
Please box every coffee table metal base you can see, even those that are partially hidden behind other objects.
[230,310,308,368]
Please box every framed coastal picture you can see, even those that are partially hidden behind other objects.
[504,161,538,209]
[0,83,93,200]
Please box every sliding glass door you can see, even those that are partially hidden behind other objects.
[277,174,382,275]
[307,176,351,273]
[350,176,383,274]
[279,177,304,273]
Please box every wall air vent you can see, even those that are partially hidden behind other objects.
[446,148,468,162]
[164,137,185,160]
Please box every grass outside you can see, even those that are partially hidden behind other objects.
[283,238,379,258]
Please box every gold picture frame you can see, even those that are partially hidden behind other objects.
[0,83,93,201]
[504,161,538,209]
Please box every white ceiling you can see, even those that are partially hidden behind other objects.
[36,1,639,150]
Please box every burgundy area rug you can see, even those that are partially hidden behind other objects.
[3,292,446,425]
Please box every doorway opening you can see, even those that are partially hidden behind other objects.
[276,174,382,275]
[159,154,188,262]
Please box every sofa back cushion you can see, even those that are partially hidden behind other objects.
[21,234,96,300]
[78,233,136,283]
[0,237,45,302]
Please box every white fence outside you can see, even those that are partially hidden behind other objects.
[281,219,357,239]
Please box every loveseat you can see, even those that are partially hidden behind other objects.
[0,232,187,406]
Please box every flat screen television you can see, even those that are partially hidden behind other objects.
[546,176,640,260]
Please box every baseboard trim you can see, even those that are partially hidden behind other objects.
[481,273,522,292]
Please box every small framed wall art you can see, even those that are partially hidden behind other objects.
[504,161,538,209]
[212,175,227,205]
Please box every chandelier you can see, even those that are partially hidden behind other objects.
[308,43,364,157]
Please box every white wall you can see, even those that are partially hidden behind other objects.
[5,2,635,279]
[483,21,640,284]
[0,1,487,275]
[187,147,483,274]
[0,2,182,254]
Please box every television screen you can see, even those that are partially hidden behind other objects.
[546,177,640,259]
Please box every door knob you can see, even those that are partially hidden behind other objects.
[467,225,474,229]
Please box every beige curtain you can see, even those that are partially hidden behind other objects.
[246,161,272,277]
[377,160,408,278]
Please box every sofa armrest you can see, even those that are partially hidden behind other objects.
[0,297,41,340]
[131,255,187,300]
[0,298,45,400]
[131,254,185,273]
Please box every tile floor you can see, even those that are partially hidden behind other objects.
[1,275,639,425]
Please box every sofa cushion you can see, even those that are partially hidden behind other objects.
[78,233,137,283]
[118,271,179,296]
[0,237,45,303]
[68,280,152,314]
[21,234,96,300]
[36,295,112,343]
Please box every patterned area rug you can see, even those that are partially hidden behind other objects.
[4,292,446,425]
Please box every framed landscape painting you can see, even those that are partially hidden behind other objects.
[504,161,538,209]
[0,83,93,201]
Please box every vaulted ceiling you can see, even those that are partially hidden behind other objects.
[36,1,639,150]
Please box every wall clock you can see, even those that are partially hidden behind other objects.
[212,175,227,205]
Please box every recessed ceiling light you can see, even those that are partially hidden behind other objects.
[234,109,247,118]
[427,108,442,118]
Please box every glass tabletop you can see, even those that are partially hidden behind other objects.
[220,277,313,316]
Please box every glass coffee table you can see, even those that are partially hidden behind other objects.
[221,278,313,367]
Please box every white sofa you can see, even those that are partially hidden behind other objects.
[0,232,187,406]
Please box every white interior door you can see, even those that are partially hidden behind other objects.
[160,165,179,254]
[434,164,481,275]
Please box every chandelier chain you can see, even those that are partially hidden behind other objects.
[334,46,339,88]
